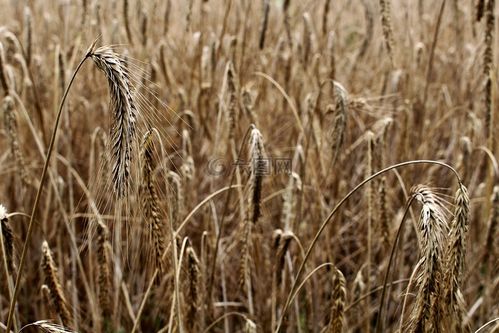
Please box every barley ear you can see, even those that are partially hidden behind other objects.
[89,46,138,197]
[140,130,166,272]
[96,221,112,321]
[325,267,346,333]
[41,241,72,327]
[248,127,266,224]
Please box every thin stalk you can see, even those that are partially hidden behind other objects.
[5,45,92,332]
[375,195,417,333]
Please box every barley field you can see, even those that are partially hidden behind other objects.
[0,0,498,332]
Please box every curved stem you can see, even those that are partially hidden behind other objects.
[5,53,90,333]
[475,318,499,333]
[274,159,462,332]
[375,195,417,333]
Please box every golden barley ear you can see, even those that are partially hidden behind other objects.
[140,130,166,273]
[325,267,346,333]
[442,185,470,332]
[407,186,448,332]
[96,220,112,321]
[185,245,200,331]
[88,46,138,198]
[248,127,266,224]
[259,0,270,49]
[41,241,72,327]
[224,61,238,140]
[327,82,348,167]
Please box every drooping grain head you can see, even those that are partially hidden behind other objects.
[89,46,138,198]
[408,186,449,332]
